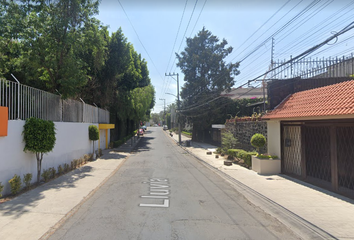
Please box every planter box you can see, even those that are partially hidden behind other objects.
[252,156,281,175]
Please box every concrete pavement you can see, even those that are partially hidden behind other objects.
[168,130,354,240]
[0,128,354,239]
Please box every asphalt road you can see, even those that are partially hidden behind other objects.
[48,127,300,240]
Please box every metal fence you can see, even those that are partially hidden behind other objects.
[0,79,109,123]
[270,54,354,79]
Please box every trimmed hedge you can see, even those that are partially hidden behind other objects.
[227,149,257,167]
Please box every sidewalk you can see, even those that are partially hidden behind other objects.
[168,131,354,240]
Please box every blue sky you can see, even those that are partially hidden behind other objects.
[96,0,354,113]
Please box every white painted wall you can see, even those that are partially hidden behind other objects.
[267,120,281,158]
[0,120,105,195]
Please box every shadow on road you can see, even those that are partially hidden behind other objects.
[134,136,154,152]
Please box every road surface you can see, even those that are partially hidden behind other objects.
[48,127,300,240]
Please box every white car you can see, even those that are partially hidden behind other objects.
[163,125,168,130]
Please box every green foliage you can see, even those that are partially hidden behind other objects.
[49,167,56,179]
[64,163,70,173]
[221,131,238,151]
[89,125,99,141]
[182,131,192,136]
[23,118,56,154]
[226,149,257,167]
[84,154,91,163]
[257,154,278,159]
[23,173,32,190]
[23,117,56,183]
[41,169,51,182]
[176,27,240,135]
[0,182,4,198]
[58,165,64,175]
[237,150,257,167]
[8,174,21,195]
[227,149,240,157]
[250,133,266,153]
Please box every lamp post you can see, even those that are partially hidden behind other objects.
[165,73,181,145]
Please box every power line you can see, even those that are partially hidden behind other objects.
[116,0,164,81]
[179,20,354,114]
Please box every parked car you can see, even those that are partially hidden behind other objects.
[163,125,168,130]
[142,125,147,131]
[138,128,144,136]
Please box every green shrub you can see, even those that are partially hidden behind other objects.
[58,165,64,175]
[9,174,22,195]
[23,173,32,190]
[182,131,192,136]
[89,125,99,157]
[41,169,51,182]
[0,182,4,198]
[221,131,238,151]
[250,133,266,153]
[98,149,102,157]
[227,149,240,158]
[49,167,56,178]
[64,163,70,172]
[88,125,99,141]
[257,154,278,159]
[23,117,56,183]
[84,154,91,163]
[216,147,222,154]
[236,150,257,167]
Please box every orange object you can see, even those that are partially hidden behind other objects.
[0,107,8,136]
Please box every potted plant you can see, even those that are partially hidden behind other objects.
[250,133,281,175]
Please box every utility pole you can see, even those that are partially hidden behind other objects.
[159,98,166,126]
[165,73,181,145]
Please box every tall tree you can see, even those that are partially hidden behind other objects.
[176,27,240,141]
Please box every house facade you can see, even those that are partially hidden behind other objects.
[264,80,354,198]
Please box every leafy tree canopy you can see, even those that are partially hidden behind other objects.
[176,27,240,108]
[176,27,240,138]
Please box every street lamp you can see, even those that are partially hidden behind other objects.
[165,73,181,145]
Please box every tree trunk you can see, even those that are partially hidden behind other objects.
[36,152,43,183]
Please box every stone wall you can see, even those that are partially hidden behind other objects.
[225,120,267,152]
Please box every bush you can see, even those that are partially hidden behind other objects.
[9,174,22,195]
[64,163,70,172]
[23,117,56,183]
[84,154,91,163]
[23,173,32,190]
[257,154,278,159]
[0,182,4,198]
[182,131,192,136]
[49,167,56,179]
[41,169,51,182]
[250,133,266,153]
[222,131,238,151]
[58,165,64,175]
[88,125,99,141]
[227,149,240,158]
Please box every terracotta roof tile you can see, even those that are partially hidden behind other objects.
[264,80,354,119]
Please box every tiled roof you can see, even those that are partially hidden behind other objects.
[263,80,354,119]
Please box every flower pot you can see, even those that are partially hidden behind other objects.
[251,156,281,175]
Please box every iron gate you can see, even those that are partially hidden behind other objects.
[337,126,354,190]
[304,126,331,182]
[282,125,302,176]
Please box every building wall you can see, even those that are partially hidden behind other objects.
[0,120,103,195]
[267,120,281,157]
[225,121,267,152]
